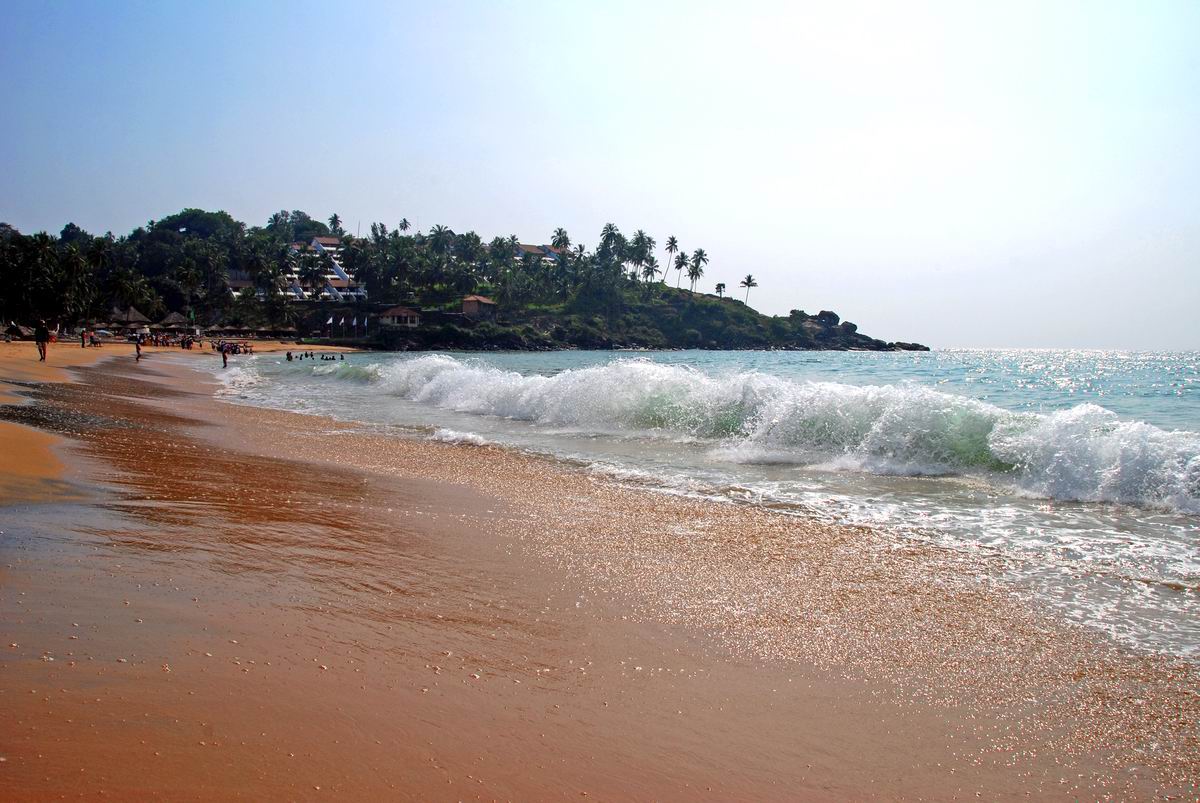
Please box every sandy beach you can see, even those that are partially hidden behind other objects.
[1,343,1197,800]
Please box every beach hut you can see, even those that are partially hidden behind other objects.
[461,295,497,321]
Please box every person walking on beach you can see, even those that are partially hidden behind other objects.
[135,337,143,362]
[221,344,228,368]
[34,320,50,362]
[80,329,87,349]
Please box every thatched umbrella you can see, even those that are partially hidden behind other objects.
[110,306,151,331]
[154,311,189,330]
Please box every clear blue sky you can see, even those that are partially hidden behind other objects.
[3,0,1198,348]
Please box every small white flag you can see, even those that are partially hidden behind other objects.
[351,317,357,326]
[325,316,333,325]
[340,317,346,325]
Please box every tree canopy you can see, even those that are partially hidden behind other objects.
[0,206,925,350]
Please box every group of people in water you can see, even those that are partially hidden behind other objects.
[286,351,344,362]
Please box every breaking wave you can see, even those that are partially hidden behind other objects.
[308,355,1200,512]
[429,428,491,446]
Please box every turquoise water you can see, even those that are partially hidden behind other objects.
[216,349,1199,656]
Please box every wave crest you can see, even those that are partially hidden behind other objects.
[315,355,1199,512]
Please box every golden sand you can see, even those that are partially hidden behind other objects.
[0,340,347,503]
[0,351,1196,799]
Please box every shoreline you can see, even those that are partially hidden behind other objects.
[0,341,351,504]
[1,347,1197,798]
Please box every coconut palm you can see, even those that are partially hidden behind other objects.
[689,249,708,291]
[398,218,411,233]
[429,224,454,256]
[715,282,726,298]
[328,213,343,236]
[663,235,678,283]
[740,274,758,304]
[298,253,326,298]
[59,245,95,321]
[552,227,570,250]
[640,254,660,284]
[673,252,688,288]
[600,223,620,252]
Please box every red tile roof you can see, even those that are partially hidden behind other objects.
[462,295,496,304]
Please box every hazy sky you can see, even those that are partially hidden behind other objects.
[3,0,1198,348]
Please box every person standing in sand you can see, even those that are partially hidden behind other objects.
[135,337,143,362]
[34,320,50,362]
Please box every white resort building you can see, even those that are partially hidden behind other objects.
[284,236,368,302]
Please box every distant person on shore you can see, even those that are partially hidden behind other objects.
[34,320,50,362]
[221,344,229,368]
[80,329,87,349]
[286,351,293,362]
[135,337,143,362]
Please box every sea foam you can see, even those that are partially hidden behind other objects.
[313,355,1200,512]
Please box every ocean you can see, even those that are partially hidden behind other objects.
[214,349,1199,657]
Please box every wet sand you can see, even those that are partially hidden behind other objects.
[1,349,1197,800]
[0,341,345,504]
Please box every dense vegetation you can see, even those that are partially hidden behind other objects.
[0,208,926,351]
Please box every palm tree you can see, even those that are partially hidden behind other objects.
[663,235,678,283]
[58,245,95,321]
[110,266,153,312]
[552,227,570,250]
[429,224,454,255]
[740,274,758,304]
[398,218,411,233]
[673,252,688,288]
[299,253,326,299]
[600,223,620,252]
[328,213,343,236]
[715,282,726,298]
[628,230,649,281]
[640,255,660,284]
[689,249,708,291]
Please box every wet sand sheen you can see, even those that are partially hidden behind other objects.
[1,352,1197,799]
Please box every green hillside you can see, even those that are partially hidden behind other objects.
[1,208,926,351]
